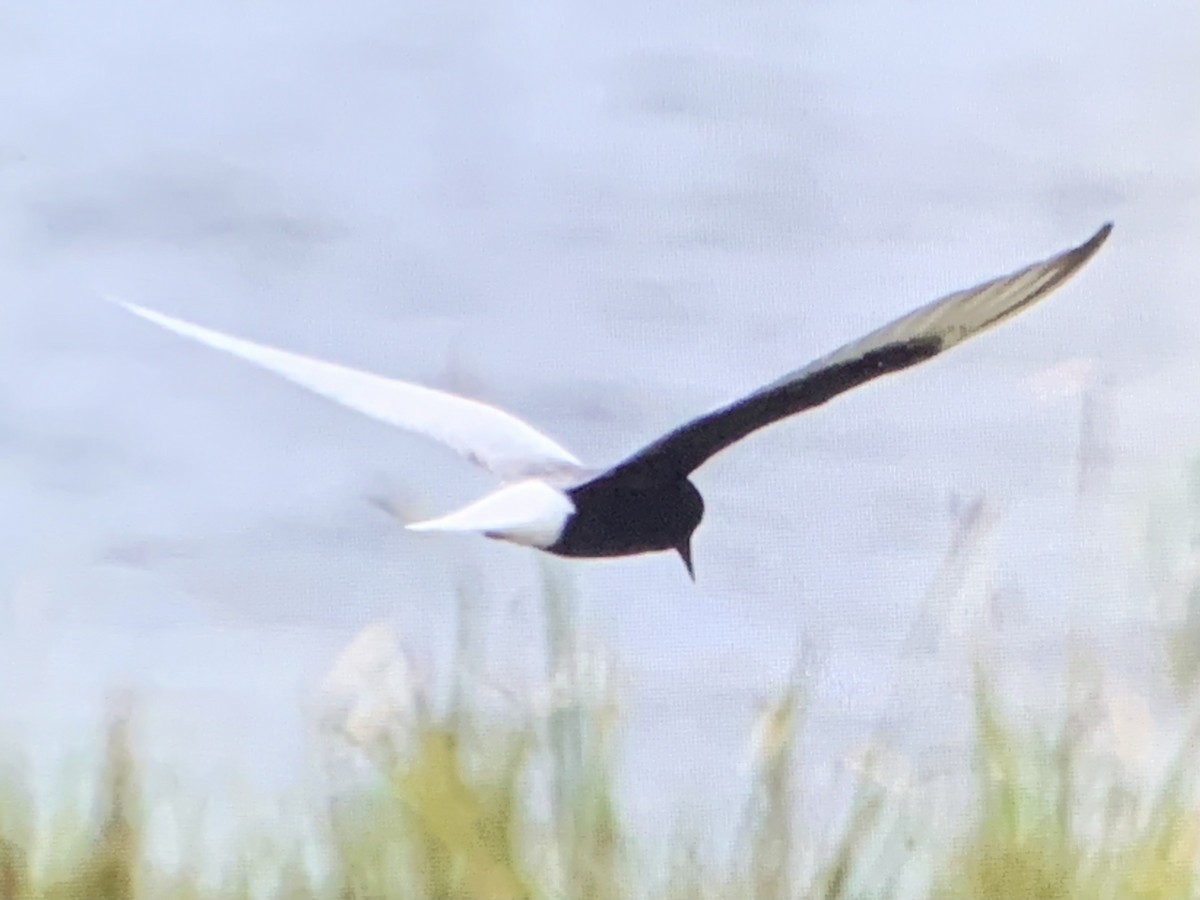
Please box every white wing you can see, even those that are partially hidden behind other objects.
[107,297,585,481]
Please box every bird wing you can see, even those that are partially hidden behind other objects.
[107,297,585,482]
[609,222,1113,481]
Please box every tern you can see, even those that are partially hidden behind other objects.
[108,222,1112,579]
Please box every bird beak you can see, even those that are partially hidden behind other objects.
[676,540,695,581]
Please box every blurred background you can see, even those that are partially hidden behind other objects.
[0,0,1198,890]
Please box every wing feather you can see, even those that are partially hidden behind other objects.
[612,222,1113,480]
[108,297,584,481]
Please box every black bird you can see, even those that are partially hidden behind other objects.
[108,222,1112,579]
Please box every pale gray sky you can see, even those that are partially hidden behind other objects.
[1,0,1198,851]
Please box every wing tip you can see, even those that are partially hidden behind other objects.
[1045,220,1113,290]
[101,292,135,312]
[1077,221,1114,260]
[102,293,164,327]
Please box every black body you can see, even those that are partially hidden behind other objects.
[550,473,704,574]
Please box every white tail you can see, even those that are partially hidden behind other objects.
[406,480,575,549]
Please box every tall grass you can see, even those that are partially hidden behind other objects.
[3,623,1198,899]
[932,668,1200,900]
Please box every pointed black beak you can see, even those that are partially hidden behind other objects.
[676,540,695,581]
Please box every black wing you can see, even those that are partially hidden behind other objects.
[610,222,1113,481]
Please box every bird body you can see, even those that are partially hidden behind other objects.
[556,471,705,574]
[108,222,1113,580]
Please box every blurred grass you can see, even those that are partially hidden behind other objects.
[3,631,1198,900]
[932,667,1200,900]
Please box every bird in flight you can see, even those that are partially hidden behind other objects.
[108,222,1112,580]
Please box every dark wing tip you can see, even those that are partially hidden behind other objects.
[1041,220,1112,298]
[984,220,1113,333]
[1078,222,1114,259]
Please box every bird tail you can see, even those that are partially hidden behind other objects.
[404,480,575,550]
